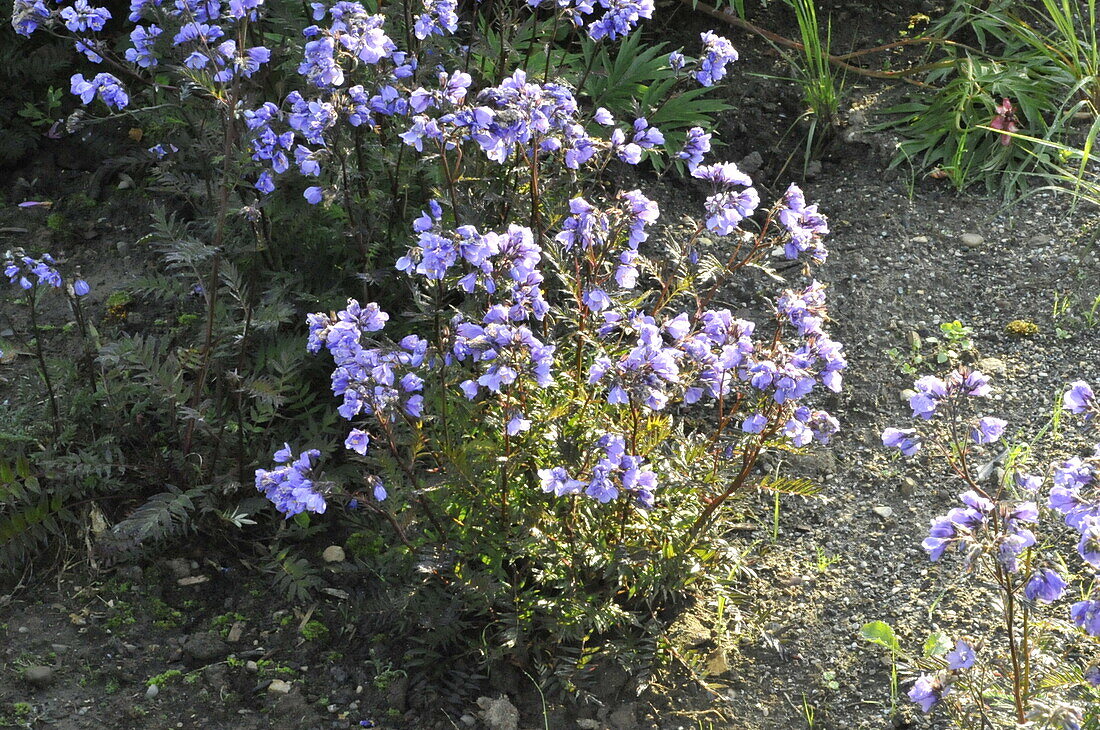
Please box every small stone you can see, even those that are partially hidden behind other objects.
[322,545,345,563]
[183,632,228,662]
[805,160,822,179]
[245,661,259,673]
[900,389,916,403]
[459,715,477,728]
[226,621,244,643]
[577,721,600,730]
[24,666,54,688]
[267,679,292,694]
[872,506,894,520]
[737,151,763,175]
[163,558,190,578]
[960,232,984,247]
[975,357,1007,376]
[177,575,209,586]
[705,648,728,675]
[609,703,639,730]
[477,696,519,730]
[146,684,159,699]
[910,235,929,244]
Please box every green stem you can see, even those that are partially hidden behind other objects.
[26,290,61,439]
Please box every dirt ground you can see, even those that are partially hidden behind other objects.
[3,1,1100,728]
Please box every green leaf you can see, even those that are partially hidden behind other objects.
[860,621,899,652]
[755,474,821,497]
[923,630,952,657]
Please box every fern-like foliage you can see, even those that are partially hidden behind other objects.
[97,486,201,559]
[264,546,324,602]
[754,474,822,497]
[0,455,71,575]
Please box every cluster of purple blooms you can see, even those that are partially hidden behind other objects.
[586,284,844,444]
[256,298,428,515]
[254,445,327,517]
[70,73,130,110]
[538,433,658,508]
[778,183,830,263]
[305,299,427,424]
[3,251,89,296]
[882,367,996,459]
[695,30,739,86]
[907,640,978,712]
[30,0,742,210]
[691,162,759,236]
[884,373,1100,714]
[556,190,659,294]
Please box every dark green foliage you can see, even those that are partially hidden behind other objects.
[0,15,74,167]
[0,453,69,574]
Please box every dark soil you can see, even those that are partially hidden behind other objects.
[3,1,1100,729]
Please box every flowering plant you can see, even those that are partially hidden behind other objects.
[883,369,1100,727]
[15,0,845,694]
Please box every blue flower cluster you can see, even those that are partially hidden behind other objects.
[882,367,997,459]
[695,30,739,86]
[538,433,658,508]
[4,252,63,290]
[70,73,129,110]
[254,444,327,517]
[255,298,427,515]
[306,299,427,424]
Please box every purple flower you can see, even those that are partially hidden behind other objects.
[908,674,946,713]
[538,466,584,497]
[507,414,531,436]
[12,0,50,36]
[695,31,738,86]
[909,375,947,419]
[971,416,1007,445]
[1071,599,1100,636]
[588,0,654,41]
[1064,381,1095,415]
[668,50,685,70]
[304,186,323,204]
[882,427,920,457]
[414,0,458,39]
[946,640,976,670]
[1078,520,1100,568]
[583,288,612,312]
[778,184,829,262]
[255,170,275,194]
[60,0,111,32]
[73,279,90,296]
[126,24,163,68]
[256,447,327,517]
[70,73,129,110]
[678,126,711,169]
[741,413,767,433]
[344,428,370,455]
[1024,568,1067,603]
